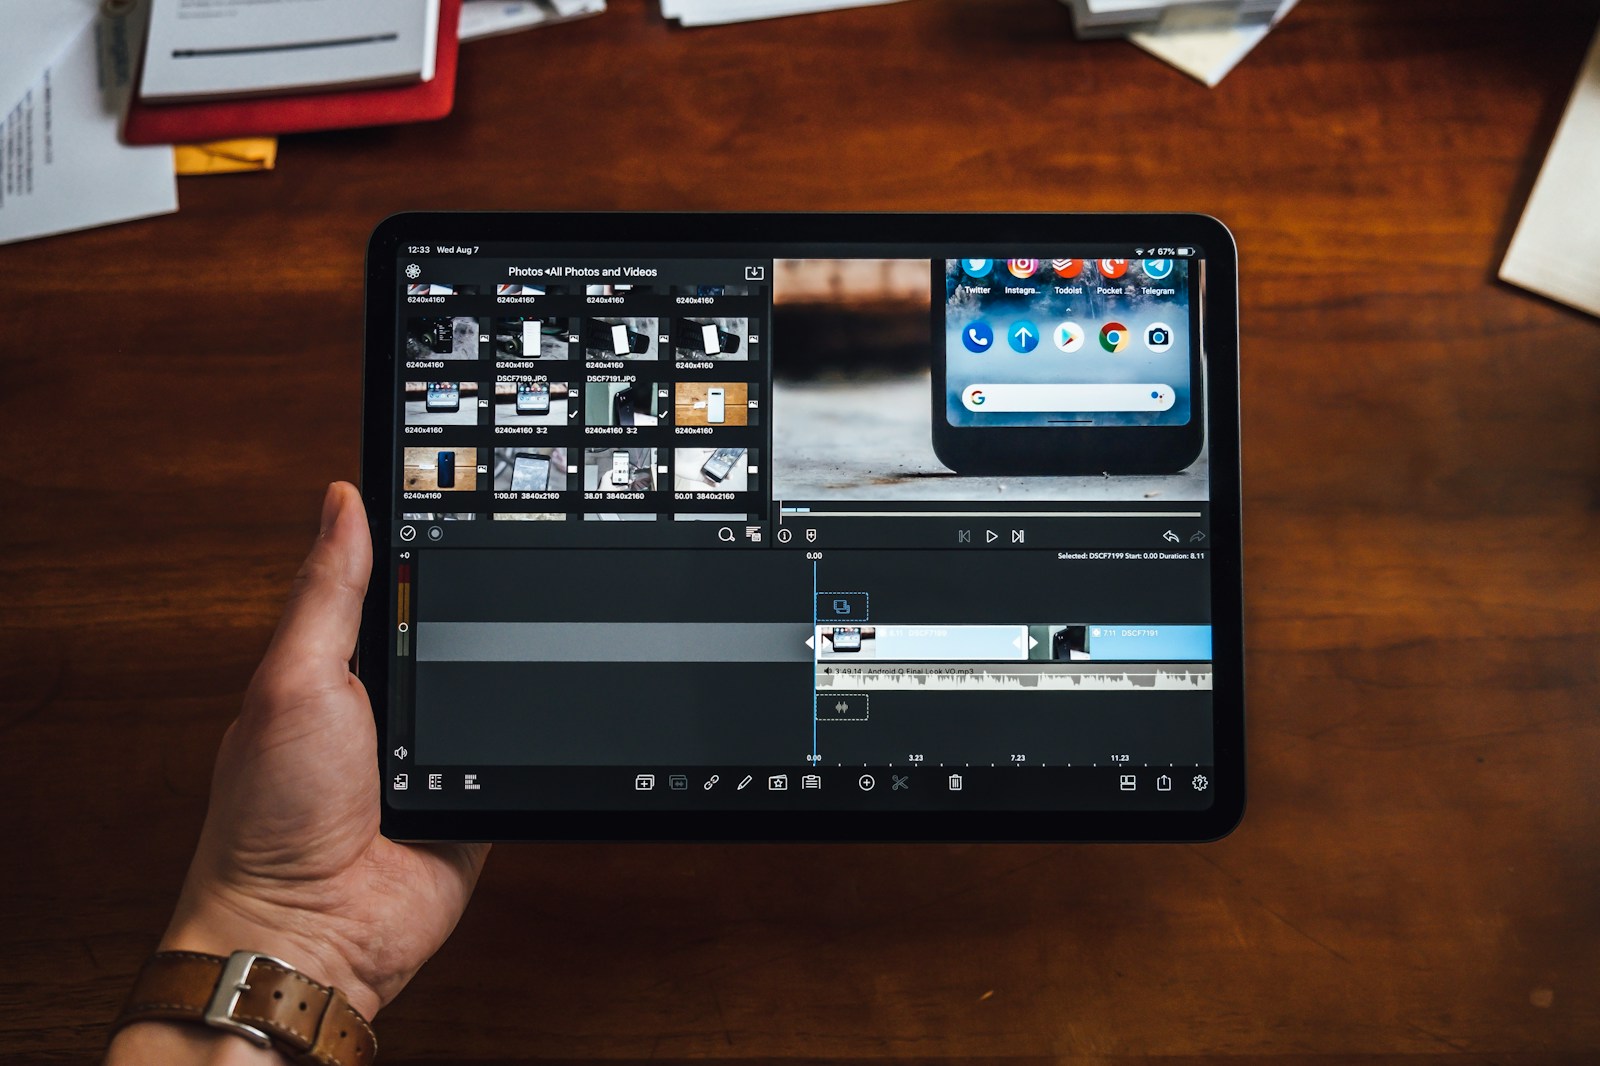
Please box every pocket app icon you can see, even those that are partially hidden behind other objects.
[1099,321,1129,353]
[1097,258,1128,279]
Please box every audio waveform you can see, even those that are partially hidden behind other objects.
[815,667,1212,692]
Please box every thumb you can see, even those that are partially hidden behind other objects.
[253,482,373,701]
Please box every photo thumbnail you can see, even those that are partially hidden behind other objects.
[673,317,748,360]
[586,381,665,427]
[584,447,657,491]
[669,283,751,297]
[493,316,572,360]
[674,447,752,493]
[408,283,479,296]
[405,316,481,360]
[819,625,876,658]
[497,283,564,296]
[674,382,750,426]
[492,448,570,492]
[584,317,660,360]
[404,381,479,426]
[403,447,479,491]
[494,379,569,426]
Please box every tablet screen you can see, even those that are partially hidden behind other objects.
[368,215,1242,840]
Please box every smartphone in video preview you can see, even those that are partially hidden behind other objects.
[700,447,743,483]
[426,382,460,412]
[511,452,551,492]
[932,257,1206,475]
[516,382,550,414]
[364,211,1243,845]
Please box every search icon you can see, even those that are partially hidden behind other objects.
[717,526,735,543]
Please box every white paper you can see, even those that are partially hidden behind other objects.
[0,0,100,115]
[459,0,606,42]
[1500,26,1600,319]
[663,0,908,27]
[0,18,178,246]
[140,0,440,101]
[1129,0,1297,86]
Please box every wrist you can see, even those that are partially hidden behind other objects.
[107,1020,290,1065]
[161,885,383,1022]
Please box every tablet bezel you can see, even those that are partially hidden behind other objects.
[361,212,1244,843]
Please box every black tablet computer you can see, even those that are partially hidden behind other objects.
[362,212,1244,842]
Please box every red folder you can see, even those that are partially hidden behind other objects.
[122,0,461,146]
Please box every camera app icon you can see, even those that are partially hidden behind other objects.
[1144,322,1174,353]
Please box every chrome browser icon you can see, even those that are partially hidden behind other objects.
[1098,321,1129,353]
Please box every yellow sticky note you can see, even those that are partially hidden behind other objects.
[174,138,278,175]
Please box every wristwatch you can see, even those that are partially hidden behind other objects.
[112,951,377,1064]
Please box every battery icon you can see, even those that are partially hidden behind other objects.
[1176,247,1194,256]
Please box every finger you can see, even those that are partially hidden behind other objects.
[256,482,373,697]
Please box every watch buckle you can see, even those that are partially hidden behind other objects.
[203,950,291,1047]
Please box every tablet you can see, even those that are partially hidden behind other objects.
[362,213,1243,842]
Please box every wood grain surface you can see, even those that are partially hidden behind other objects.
[4,0,1600,1062]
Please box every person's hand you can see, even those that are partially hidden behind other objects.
[145,482,488,1022]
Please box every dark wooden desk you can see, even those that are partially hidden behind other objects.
[5,0,1599,1061]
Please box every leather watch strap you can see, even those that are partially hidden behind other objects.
[112,951,376,1065]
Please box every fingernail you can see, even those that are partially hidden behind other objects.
[320,483,343,536]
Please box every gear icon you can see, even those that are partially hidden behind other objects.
[405,263,421,279]
[1192,774,1209,791]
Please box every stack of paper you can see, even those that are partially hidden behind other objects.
[1062,0,1281,39]
[460,0,606,41]
[122,0,464,145]
[0,1,177,245]
[662,0,909,27]
[139,0,443,103]
[1062,0,1298,86]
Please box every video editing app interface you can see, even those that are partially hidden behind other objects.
[388,247,1217,811]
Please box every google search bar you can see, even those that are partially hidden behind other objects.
[961,383,1175,413]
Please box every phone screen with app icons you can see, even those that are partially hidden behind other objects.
[943,257,1194,429]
